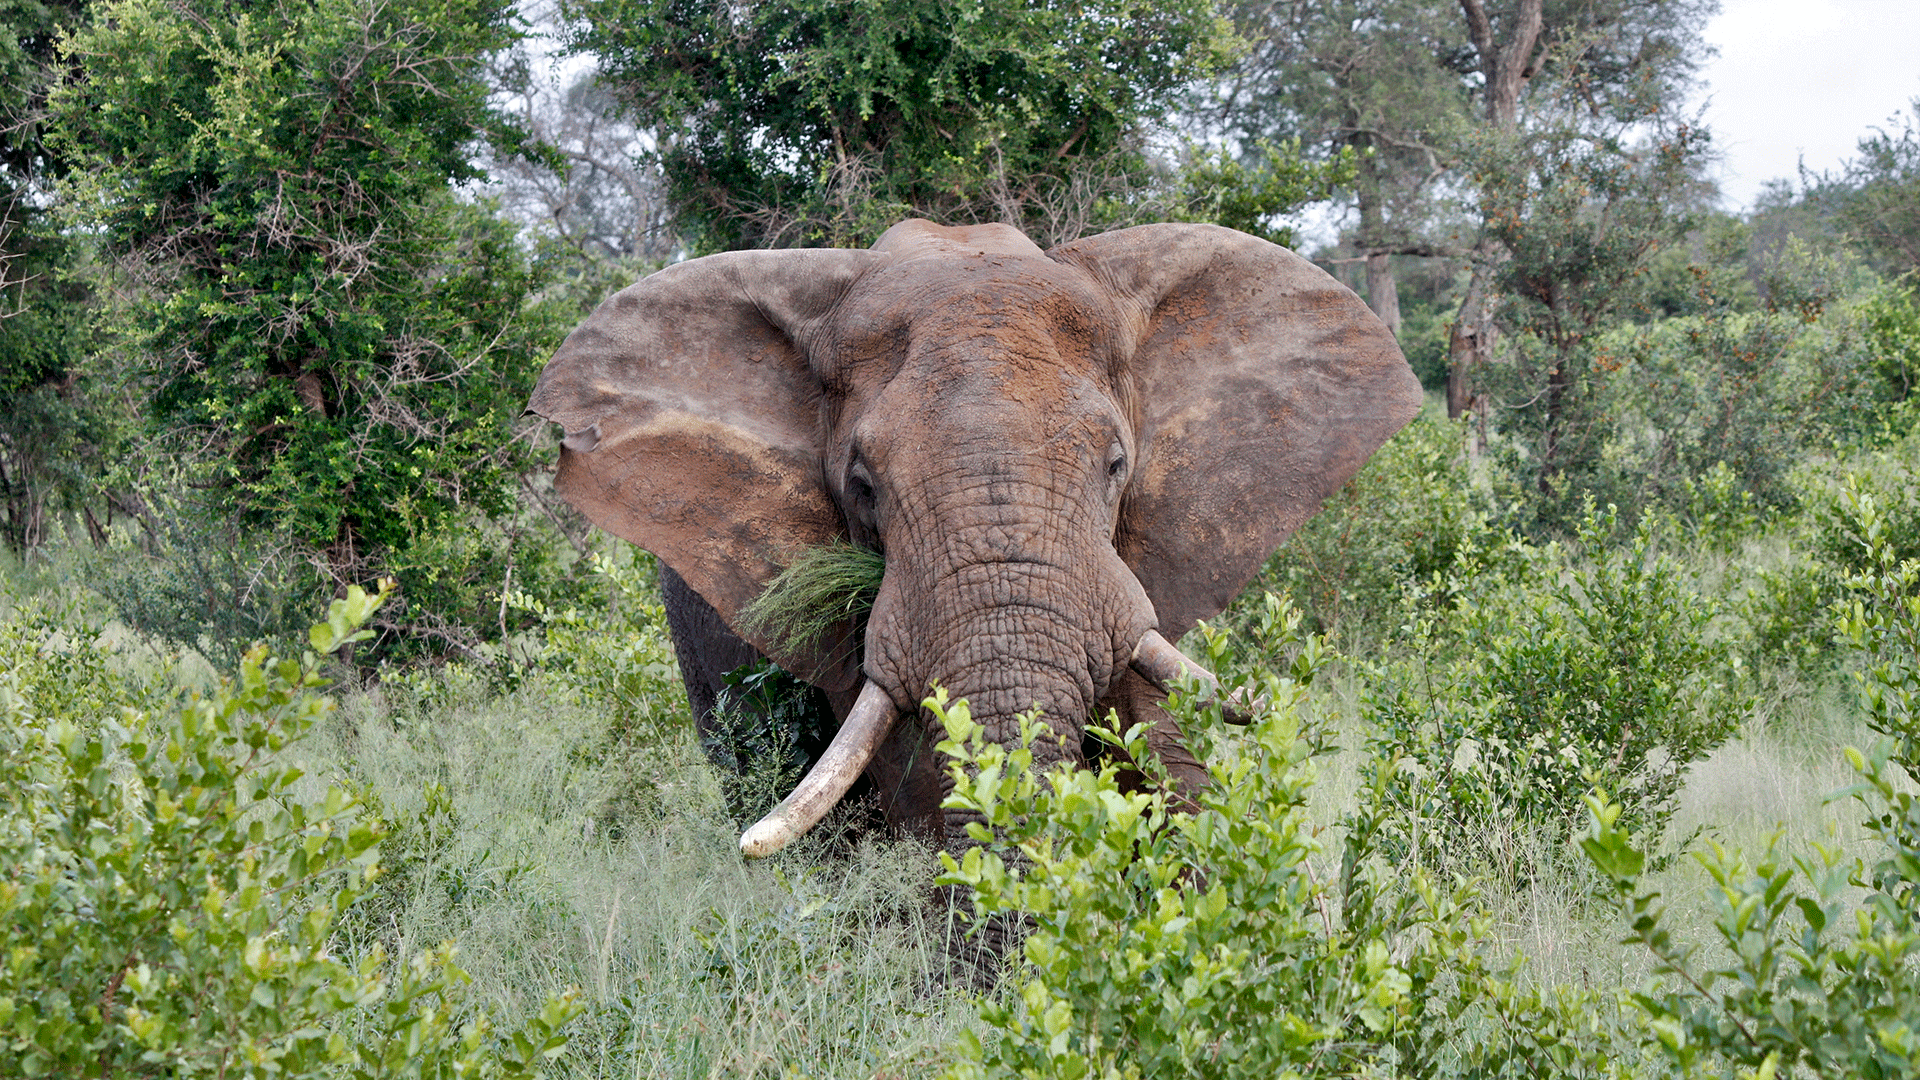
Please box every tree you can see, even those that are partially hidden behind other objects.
[1,0,101,552]
[1444,0,1714,418]
[1471,114,1709,500]
[1211,0,1468,335]
[1808,97,1920,280]
[487,40,681,263]
[1216,0,1713,414]
[49,0,558,643]
[565,0,1246,250]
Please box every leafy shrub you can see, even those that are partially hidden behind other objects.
[1740,547,1847,678]
[1485,239,1903,536]
[707,659,838,825]
[936,623,1431,1077]
[934,599,1648,1078]
[1678,460,1766,553]
[1856,283,1920,422]
[1583,484,1920,1077]
[1396,296,1456,390]
[0,581,578,1077]
[506,550,682,745]
[1364,507,1747,875]
[50,0,557,591]
[1746,432,1920,675]
[0,593,157,722]
[1811,435,1920,576]
[89,512,321,669]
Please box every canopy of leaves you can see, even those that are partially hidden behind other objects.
[1810,97,1920,279]
[1,0,97,551]
[568,0,1241,249]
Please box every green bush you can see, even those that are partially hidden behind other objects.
[89,512,322,670]
[0,593,159,723]
[0,581,578,1077]
[934,598,1651,1078]
[933,622,1444,1077]
[1580,480,1920,1079]
[505,550,681,741]
[1812,434,1920,576]
[1856,283,1920,422]
[1745,432,1920,676]
[1364,507,1747,875]
[1396,298,1456,391]
[1741,547,1847,678]
[707,659,837,825]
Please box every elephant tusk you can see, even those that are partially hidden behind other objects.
[1129,630,1258,725]
[740,680,899,858]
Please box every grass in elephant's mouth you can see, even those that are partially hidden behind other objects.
[739,540,886,654]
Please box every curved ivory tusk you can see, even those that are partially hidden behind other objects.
[739,680,899,858]
[1130,630,1256,725]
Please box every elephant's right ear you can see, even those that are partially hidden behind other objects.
[527,249,884,692]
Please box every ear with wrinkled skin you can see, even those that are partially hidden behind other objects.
[526,249,884,692]
[1050,224,1423,640]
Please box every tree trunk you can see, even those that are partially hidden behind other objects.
[1457,0,1544,130]
[1537,347,1575,494]
[1447,247,1495,420]
[1365,252,1402,338]
[1446,0,1544,421]
[1353,162,1401,338]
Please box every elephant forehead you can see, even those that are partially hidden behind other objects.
[870,219,1047,263]
[823,257,1121,380]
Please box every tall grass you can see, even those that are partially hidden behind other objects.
[308,669,973,1078]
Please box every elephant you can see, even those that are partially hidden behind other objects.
[527,218,1420,862]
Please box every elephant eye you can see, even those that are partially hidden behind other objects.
[1106,447,1128,481]
[847,463,878,516]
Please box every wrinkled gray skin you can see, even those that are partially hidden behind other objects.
[528,219,1420,859]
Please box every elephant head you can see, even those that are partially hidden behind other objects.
[528,219,1420,857]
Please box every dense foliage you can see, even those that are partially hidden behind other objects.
[568,0,1242,249]
[0,0,96,552]
[45,0,562,647]
[0,583,579,1076]
[938,479,1920,1079]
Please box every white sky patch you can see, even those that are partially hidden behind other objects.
[1697,0,1920,208]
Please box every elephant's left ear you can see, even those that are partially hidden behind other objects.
[1049,224,1422,639]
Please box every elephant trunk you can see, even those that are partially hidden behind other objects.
[871,541,1142,764]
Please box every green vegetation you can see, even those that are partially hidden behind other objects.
[45,0,560,653]
[10,410,1920,1074]
[0,582,578,1076]
[738,541,887,659]
[936,473,1920,1079]
[4,0,1920,1074]
[565,0,1253,249]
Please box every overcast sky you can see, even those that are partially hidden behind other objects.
[1698,0,1920,208]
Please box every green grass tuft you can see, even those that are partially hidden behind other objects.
[739,540,885,653]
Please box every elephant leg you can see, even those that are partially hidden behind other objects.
[659,564,870,830]
[659,563,764,770]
